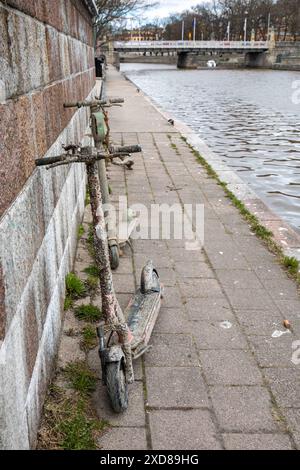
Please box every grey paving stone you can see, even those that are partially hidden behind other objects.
[224,288,275,310]
[185,298,233,322]
[57,335,85,369]
[234,309,284,336]
[253,263,287,280]
[113,274,135,294]
[249,334,298,368]
[154,307,191,334]
[264,368,300,408]
[200,350,263,385]
[161,286,183,308]
[210,386,278,432]
[206,252,250,270]
[261,279,300,301]
[174,261,213,278]
[145,367,209,408]
[222,433,293,450]
[98,427,147,450]
[145,333,199,367]
[92,381,145,427]
[216,269,262,289]
[192,321,248,350]
[114,257,133,274]
[283,408,300,434]
[274,300,300,331]
[149,410,222,450]
[168,248,206,263]
[178,278,224,299]
[134,253,172,271]
[292,433,300,450]
[155,267,177,287]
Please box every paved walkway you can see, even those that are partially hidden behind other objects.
[87,68,300,450]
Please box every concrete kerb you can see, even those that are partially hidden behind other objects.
[123,73,300,264]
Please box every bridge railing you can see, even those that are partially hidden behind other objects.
[114,40,269,50]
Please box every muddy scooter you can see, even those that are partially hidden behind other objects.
[35,145,162,413]
[64,98,135,270]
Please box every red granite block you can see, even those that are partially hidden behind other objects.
[15,94,36,179]
[44,83,64,147]
[6,0,36,18]
[0,101,26,217]
[31,91,47,158]
[45,26,62,83]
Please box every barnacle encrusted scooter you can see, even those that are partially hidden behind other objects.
[35,144,162,413]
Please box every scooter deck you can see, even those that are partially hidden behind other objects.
[125,288,161,359]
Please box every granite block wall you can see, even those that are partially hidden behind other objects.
[0,0,96,448]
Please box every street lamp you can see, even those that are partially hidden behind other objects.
[244,10,248,43]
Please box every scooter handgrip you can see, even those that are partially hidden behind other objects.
[113,145,142,154]
[63,102,79,108]
[35,156,63,166]
[109,98,124,104]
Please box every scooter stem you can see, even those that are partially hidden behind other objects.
[86,158,134,383]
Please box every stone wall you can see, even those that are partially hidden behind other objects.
[0,0,96,449]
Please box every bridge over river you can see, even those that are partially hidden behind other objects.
[114,40,271,69]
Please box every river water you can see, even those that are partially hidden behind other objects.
[121,63,300,232]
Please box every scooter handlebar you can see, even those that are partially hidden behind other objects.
[35,155,66,166]
[111,145,142,154]
[108,98,124,104]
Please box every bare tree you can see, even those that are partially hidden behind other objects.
[95,0,158,38]
[162,0,299,42]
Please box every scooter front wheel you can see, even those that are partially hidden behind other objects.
[109,245,119,270]
[106,361,128,413]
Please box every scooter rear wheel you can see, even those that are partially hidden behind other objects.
[106,361,128,413]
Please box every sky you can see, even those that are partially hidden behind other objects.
[146,0,207,19]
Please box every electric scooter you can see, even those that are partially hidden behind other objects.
[63,98,136,270]
[35,145,162,413]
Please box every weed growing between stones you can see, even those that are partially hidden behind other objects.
[37,383,108,450]
[283,256,299,276]
[66,273,86,298]
[74,304,102,322]
[77,224,85,239]
[80,326,98,351]
[86,275,99,292]
[83,265,100,277]
[64,273,87,310]
[64,361,97,395]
